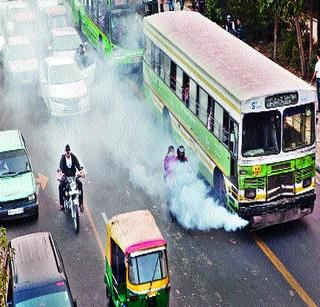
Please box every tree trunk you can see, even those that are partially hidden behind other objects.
[294,17,306,78]
[317,0,320,47]
[309,0,314,61]
[273,15,279,60]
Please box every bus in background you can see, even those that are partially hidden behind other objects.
[71,0,158,66]
[143,11,316,229]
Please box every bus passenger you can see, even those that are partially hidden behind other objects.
[182,81,190,107]
[262,114,278,152]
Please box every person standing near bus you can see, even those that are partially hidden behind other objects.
[167,0,174,11]
[198,0,205,15]
[312,51,320,112]
[235,18,245,41]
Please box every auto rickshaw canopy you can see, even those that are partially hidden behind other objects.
[107,210,166,255]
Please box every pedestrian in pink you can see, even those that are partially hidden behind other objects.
[164,145,177,180]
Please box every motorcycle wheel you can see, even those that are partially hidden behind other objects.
[64,201,68,214]
[73,205,80,234]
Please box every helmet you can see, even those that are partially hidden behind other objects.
[177,145,185,160]
[227,15,231,20]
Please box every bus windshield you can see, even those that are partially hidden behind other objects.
[242,111,281,157]
[128,250,167,285]
[111,9,143,49]
[283,103,314,152]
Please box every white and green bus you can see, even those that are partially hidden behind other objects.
[143,11,316,229]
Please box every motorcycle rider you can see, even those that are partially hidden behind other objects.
[58,145,85,212]
[75,44,88,68]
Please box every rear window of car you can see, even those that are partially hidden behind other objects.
[15,282,73,306]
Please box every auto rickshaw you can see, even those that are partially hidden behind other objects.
[104,210,170,306]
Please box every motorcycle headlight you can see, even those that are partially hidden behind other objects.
[244,188,256,199]
[65,191,69,196]
[28,193,36,201]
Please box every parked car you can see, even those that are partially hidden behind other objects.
[6,232,77,307]
[3,35,38,85]
[0,130,38,221]
[38,55,95,116]
[36,0,63,11]
[47,26,83,57]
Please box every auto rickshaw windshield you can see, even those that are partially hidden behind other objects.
[128,250,168,285]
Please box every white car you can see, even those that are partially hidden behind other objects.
[43,5,68,31]
[3,35,38,85]
[2,1,29,34]
[38,56,94,116]
[47,27,83,58]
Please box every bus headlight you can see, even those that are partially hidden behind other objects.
[302,177,312,188]
[245,188,256,199]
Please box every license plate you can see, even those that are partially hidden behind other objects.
[8,208,24,215]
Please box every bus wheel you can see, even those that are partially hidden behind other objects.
[162,107,172,134]
[78,13,82,31]
[214,168,227,208]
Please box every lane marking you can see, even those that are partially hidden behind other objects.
[101,212,108,224]
[254,235,317,307]
[83,200,105,261]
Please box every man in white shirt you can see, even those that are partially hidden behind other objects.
[312,51,320,112]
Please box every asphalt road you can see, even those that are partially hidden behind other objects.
[1,64,320,307]
[1,5,320,306]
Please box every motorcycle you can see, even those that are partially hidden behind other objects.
[58,172,83,234]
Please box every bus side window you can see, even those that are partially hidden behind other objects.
[163,53,170,86]
[182,72,190,107]
[214,103,224,141]
[229,119,238,157]
[176,66,183,100]
[144,38,151,65]
[155,47,160,76]
[207,96,215,131]
[151,42,156,70]
[198,87,208,126]
[223,111,230,146]
[189,78,198,115]
[160,50,166,80]
[170,61,177,91]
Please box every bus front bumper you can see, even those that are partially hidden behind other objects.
[239,191,316,230]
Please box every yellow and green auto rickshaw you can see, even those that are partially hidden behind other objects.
[104,210,170,307]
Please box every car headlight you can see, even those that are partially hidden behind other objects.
[302,177,312,188]
[50,97,65,104]
[28,193,36,201]
[244,188,256,199]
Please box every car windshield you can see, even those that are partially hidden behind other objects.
[129,250,168,285]
[15,283,73,306]
[111,9,143,49]
[49,63,82,84]
[242,110,281,157]
[0,149,31,177]
[49,15,67,29]
[8,44,36,61]
[53,33,82,51]
[283,103,315,151]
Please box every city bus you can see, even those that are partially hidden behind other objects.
[71,0,158,65]
[143,11,317,229]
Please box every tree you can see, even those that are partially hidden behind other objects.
[0,227,12,307]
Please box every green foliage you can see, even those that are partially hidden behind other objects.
[0,227,11,307]
[205,0,223,24]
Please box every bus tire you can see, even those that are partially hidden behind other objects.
[78,13,82,31]
[214,168,227,208]
[162,107,172,134]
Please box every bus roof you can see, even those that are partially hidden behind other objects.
[144,11,314,102]
[108,210,166,254]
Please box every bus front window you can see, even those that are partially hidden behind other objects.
[242,111,281,157]
[283,103,314,151]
